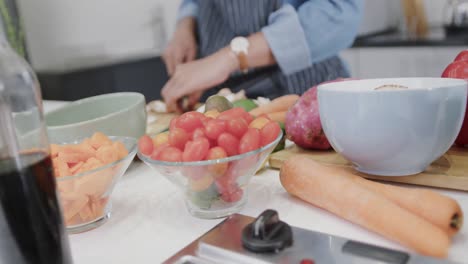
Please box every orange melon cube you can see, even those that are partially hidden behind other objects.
[57,177,77,194]
[65,214,83,226]
[112,141,128,159]
[70,162,84,175]
[90,132,112,149]
[91,197,109,218]
[77,168,113,198]
[77,140,96,156]
[78,202,94,222]
[62,195,88,221]
[53,157,71,177]
[81,157,104,172]
[58,151,92,164]
[50,144,62,158]
[96,145,119,164]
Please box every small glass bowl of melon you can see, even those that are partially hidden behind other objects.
[51,132,137,233]
[137,108,283,219]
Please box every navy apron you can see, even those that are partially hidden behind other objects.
[196,0,349,100]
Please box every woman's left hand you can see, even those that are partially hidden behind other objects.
[162,49,239,112]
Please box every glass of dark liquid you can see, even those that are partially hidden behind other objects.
[0,40,73,263]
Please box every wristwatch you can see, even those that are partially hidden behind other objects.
[230,36,250,73]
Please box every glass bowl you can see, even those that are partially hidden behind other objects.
[137,131,282,219]
[55,136,137,233]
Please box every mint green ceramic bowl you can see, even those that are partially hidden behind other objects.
[45,92,147,143]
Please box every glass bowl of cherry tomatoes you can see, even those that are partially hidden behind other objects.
[137,107,282,219]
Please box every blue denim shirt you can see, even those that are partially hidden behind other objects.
[178,0,363,75]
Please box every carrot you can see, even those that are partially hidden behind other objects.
[280,156,450,258]
[250,94,299,116]
[266,111,287,123]
[304,163,463,237]
[355,177,463,237]
[305,162,464,237]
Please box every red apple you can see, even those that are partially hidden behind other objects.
[454,50,468,62]
[442,53,468,146]
[442,61,468,79]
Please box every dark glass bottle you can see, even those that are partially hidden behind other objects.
[0,39,73,263]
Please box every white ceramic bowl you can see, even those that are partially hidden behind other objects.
[45,93,147,143]
[317,78,467,176]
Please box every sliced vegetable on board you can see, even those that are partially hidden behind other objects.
[250,94,299,117]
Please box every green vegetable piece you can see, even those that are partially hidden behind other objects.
[233,99,258,112]
[273,136,286,153]
[188,183,220,209]
[273,122,286,153]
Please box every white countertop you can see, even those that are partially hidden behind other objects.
[43,100,468,263]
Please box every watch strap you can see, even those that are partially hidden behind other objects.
[238,52,249,73]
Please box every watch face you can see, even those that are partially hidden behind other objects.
[231,37,249,53]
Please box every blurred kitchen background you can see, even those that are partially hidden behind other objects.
[1,0,467,101]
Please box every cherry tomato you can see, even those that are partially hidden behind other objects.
[217,107,246,120]
[208,138,218,148]
[150,143,170,160]
[138,135,153,156]
[152,132,169,148]
[243,112,254,124]
[191,127,206,140]
[159,146,183,162]
[217,133,240,156]
[206,147,228,177]
[260,121,281,146]
[204,119,227,140]
[215,170,237,194]
[239,128,261,154]
[201,116,213,126]
[215,167,243,203]
[169,117,179,131]
[206,146,228,160]
[221,187,243,203]
[183,137,210,162]
[227,118,248,138]
[177,111,204,132]
[168,128,189,150]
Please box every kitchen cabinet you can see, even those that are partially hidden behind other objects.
[341,47,466,78]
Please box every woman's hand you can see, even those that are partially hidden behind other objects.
[162,17,198,76]
[162,48,239,112]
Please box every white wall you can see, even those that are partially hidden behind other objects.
[17,0,182,72]
[424,0,447,26]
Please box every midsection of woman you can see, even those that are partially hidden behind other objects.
[161,0,363,111]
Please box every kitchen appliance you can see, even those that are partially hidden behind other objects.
[444,0,468,35]
[0,39,73,263]
[164,210,456,264]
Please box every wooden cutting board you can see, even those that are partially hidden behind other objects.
[269,145,468,191]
